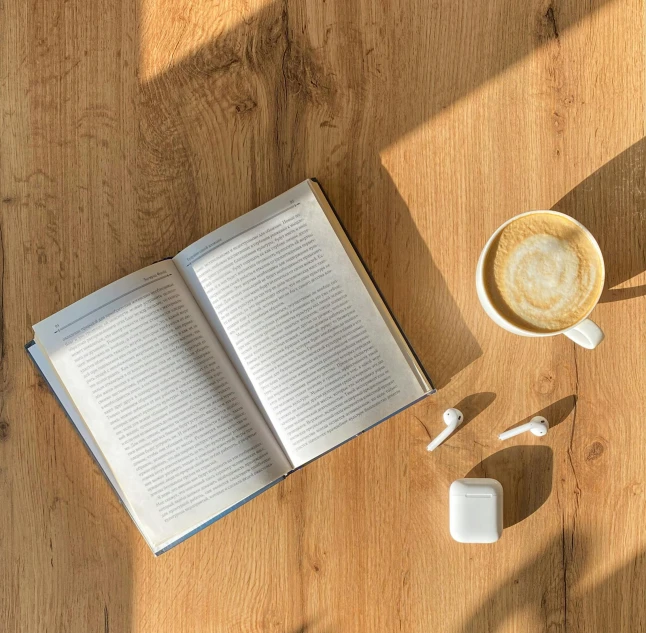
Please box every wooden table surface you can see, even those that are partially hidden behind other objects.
[2,0,645,631]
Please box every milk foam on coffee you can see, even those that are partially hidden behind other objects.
[483,213,604,332]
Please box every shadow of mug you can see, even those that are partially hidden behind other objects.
[554,137,646,303]
[466,446,553,528]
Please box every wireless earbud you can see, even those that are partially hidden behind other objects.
[427,408,464,451]
[498,416,549,440]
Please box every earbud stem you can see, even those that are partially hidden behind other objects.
[428,425,456,451]
[498,426,526,440]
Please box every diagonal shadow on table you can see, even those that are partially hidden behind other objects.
[136,0,614,388]
[13,2,619,632]
[554,137,646,303]
[28,373,134,633]
[459,531,646,632]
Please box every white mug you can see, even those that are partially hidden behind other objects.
[476,210,605,349]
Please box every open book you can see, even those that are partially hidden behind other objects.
[27,180,434,554]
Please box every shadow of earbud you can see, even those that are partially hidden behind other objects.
[499,395,576,436]
[419,392,496,450]
[454,392,497,431]
[466,446,553,528]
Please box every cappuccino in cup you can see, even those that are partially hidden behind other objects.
[476,211,605,349]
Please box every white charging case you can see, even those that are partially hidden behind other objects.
[449,478,503,543]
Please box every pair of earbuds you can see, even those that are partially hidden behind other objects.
[426,409,549,451]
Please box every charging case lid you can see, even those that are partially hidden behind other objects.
[450,478,502,497]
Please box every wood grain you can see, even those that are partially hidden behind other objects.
[2,0,645,631]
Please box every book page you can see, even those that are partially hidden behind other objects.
[174,184,314,449]
[33,260,290,553]
[176,183,430,466]
[27,343,131,510]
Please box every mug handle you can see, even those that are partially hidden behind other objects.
[563,319,604,349]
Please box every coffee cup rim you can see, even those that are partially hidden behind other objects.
[476,209,606,336]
